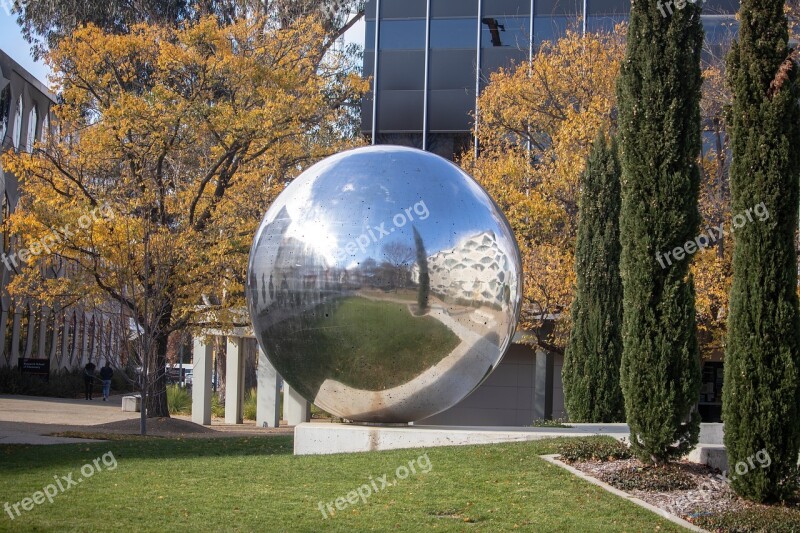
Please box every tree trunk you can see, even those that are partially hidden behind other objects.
[145,331,170,418]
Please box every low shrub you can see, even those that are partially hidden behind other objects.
[601,464,696,492]
[692,505,800,532]
[167,384,192,415]
[243,388,257,420]
[0,365,137,398]
[1,366,84,397]
[531,417,573,428]
[557,437,631,463]
[211,393,225,418]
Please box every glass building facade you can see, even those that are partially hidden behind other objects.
[362,0,739,159]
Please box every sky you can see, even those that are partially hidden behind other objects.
[0,10,364,88]
[0,7,50,83]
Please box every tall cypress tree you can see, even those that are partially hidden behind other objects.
[616,0,703,462]
[563,134,625,423]
[723,0,800,502]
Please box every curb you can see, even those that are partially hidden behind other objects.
[539,454,708,533]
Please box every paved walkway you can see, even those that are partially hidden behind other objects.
[0,394,292,444]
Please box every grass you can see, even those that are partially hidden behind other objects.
[259,296,460,397]
[0,437,685,532]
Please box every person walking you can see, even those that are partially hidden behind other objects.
[99,361,113,401]
[84,361,96,400]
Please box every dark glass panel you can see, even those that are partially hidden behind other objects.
[366,20,376,49]
[428,89,476,131]
[586,0,629,15]
[585,14,627,32]
[431,0,479,17]
[381,0,427,18]
[483,0,531,16]
[430,19,479,48]
[377,90,424,131]
[535,0,583,15]
[429,50,477,90]
[481,15,530,49]
[378,51,426,90]
[534,16,577,45]
[379,20,426,49]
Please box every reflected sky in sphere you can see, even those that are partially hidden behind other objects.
[246,145,522,423]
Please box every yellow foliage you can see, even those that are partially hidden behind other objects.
[1,15,367,336]
[460,28,625,352]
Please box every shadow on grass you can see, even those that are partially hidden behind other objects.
[0,435,294,473]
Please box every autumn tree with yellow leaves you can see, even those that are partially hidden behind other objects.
[2,15,367,421]
[460,29,625,354]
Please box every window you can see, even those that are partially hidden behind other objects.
[481,15,530,48]
[12,95,22,151]
[430,19,478,49]
[379,20,426,50]
[533,16,573,46]
[586,15,628,33]
[26,105,38,152]
[0,86,9,146]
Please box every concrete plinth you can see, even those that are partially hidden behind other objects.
[293,422,631,455]
[294,422,729,457]
[121,395,141,413]
[256,348,281,428]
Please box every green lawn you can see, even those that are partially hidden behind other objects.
[0,436,685,532]
[262,296,460,395]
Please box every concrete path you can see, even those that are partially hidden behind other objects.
[0,394,138,444]
[0,394,292,444]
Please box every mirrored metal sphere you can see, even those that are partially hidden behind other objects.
[246,146,522,423]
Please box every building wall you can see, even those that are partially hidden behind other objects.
[0,50,124,371]
[418,343,539,425]
[363,0,739,159]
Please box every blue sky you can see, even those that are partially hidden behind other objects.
[0,8,50,83]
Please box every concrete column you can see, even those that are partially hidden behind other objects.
[256,347,281,428]
[192,336,214,425]
[37,305,48,359]
[283,382,310,426]
[533,349,554,420]
[9,304,21,368]
[61,310,70,369]
[48,306,60,369]
[80,312,89,365]
[24,302,35,358]
[0,306,8,368]
[224,336,245,425]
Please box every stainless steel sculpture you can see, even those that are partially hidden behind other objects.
[246,146,522,423]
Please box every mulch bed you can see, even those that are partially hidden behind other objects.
[570,458,800,532]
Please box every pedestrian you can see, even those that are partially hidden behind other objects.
[99,360,113,401]
[84,361,96,400]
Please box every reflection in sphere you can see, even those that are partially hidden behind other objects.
[246,146,522,423]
